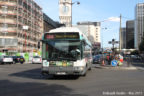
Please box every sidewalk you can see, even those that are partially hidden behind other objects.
[131,60,144,70]
[93,61,138,70]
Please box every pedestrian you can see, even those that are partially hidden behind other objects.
[107,54,112,65]
[106,55,110,65]
[108,55,112,65]
[19,57,25,64]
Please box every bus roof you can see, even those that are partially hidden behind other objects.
[44,27,92,46]
[47,27,82,33]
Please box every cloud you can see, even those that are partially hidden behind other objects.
[107,17,120,22]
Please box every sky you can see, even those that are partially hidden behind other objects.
[34,0,144,48]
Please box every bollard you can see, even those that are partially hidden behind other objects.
[101,59,105,66]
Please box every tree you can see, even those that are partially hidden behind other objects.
[139,37,144,52]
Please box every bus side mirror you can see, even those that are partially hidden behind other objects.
[82,40,86,45]
[76,49,80,54]
[38,41,40,49]
[71,49,80,58]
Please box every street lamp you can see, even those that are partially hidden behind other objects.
[119,14,122,52]
[62,1,80,27]
[101,27,107,53]
[71,1,80,27]
[101,27,107,65]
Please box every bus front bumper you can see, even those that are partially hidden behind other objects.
[41,66,85,75]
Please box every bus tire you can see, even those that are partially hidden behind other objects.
[88,67,92,71]
[82,71,87,77]
[82,66,87,76]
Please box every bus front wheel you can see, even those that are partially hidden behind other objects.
[82,66,87,76]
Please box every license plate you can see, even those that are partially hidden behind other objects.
[57,72,66,75]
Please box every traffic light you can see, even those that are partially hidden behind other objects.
[112,39,115,42]
[38,41,40,49]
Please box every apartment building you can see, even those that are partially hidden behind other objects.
[75,22,101,54]
[76,22,101,43]
[0,0,43,53]
[121,28,126,49]
[74,21,101,53]
[135,3,144,50]
[126,20,134,49]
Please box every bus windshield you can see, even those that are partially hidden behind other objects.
[42,40,81,61]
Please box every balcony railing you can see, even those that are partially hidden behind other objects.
[0,27,17,33]
[0,19,16,24]
[0,10,17,15]
[0,1,16,6]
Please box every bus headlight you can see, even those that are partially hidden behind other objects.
[79,67,84,71]
[74,67,84,71]
[43,60,49,67]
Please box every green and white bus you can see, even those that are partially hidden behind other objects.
[41,27,92,76]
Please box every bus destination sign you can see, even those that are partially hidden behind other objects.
[44,33,79,39]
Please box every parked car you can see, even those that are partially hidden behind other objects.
[131,55,141,61]
[12,56,25,64]
[0,56,13,64]
[93,55,102,64]
[32,56,42,64]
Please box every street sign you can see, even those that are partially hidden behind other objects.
[111,60,118,67]
[108,41,112,44]
[108,39,119,52]
[108,39,119,44]
[115,41,119,43]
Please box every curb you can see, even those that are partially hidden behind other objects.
[93,65,138,70]
[101,66,137,70]
[136,67,144,71]
[94,65,144,71]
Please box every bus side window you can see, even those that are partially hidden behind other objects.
[81,42,85,58]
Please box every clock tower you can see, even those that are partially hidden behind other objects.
[59,0,72,27]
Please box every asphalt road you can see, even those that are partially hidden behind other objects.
[0,63,144,96]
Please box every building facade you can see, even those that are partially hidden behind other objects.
[59,0,72,27]
[135,3,144,49]
[121,28,126,49]
[75,22,101,53]
[0,0,43,53]
[43,13,64,33]
[126,20,134,49]
[76,22,101,44]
